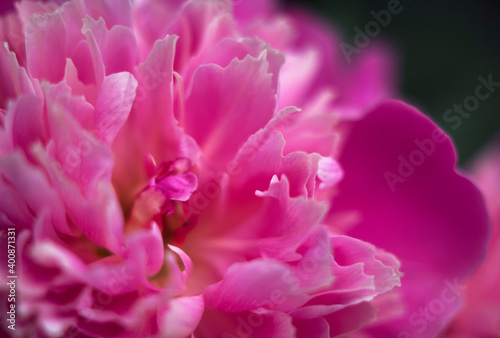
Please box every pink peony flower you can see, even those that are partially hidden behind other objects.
[0,0,489,337]
[443,139,500,337]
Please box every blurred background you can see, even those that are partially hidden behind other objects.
[284,0,500,166]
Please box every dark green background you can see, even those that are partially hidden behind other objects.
[284,0,500,165]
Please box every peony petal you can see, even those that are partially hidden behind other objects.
[293,317,330,338]
[157,172,198,202]
[4,44,37,97]
[289,225,334,293]
[183,37,284,92]
[291,235,401,320]
[325,301,377,336]
[26,10,67,83]
[157,295,204,338]
[80,0,133,29]
[317,156,343,190]
[203,259,309,313]
[0,151,75,235]
[254,175,327,260]
[80,16,137,76]
[329,100,489,336]
[132,0,185,58]
[9,94,46,153]
[333,44,397,120]
[112,35,178,209]
[185,52,277,167]
[232,127,317,198]
[196,308,296,338]
[94,72,138,144]
[124,222,164,276]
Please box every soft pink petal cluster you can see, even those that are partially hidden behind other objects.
[0,0,489,337]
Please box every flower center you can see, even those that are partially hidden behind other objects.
[126,155,198,245]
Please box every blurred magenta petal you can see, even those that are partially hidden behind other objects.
[330,100,489,336]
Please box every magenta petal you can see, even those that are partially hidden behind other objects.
[9,94,46,152]
[196,308,296,338]
[5,45,37,97]
[156,172,198,202]
[330,100,489,335]
[293,317,330,338]
[324,301,377,336]
[26,11,66,82]
[0,46,15,107]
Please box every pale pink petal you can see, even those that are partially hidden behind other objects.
[0,151,75,235]
[317,156,343,190]
[183,37,284,92]
[81,15,105,86]
[157,295,204,338]
[185,53,277,166]
[254,175,327,260]
[291,235,401,320]
[203,259,309,313]
[232,128,317,198]
[79,16,137,76]
[124,222,164,276]
[132,0,186,57]
[94,72,138,144]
